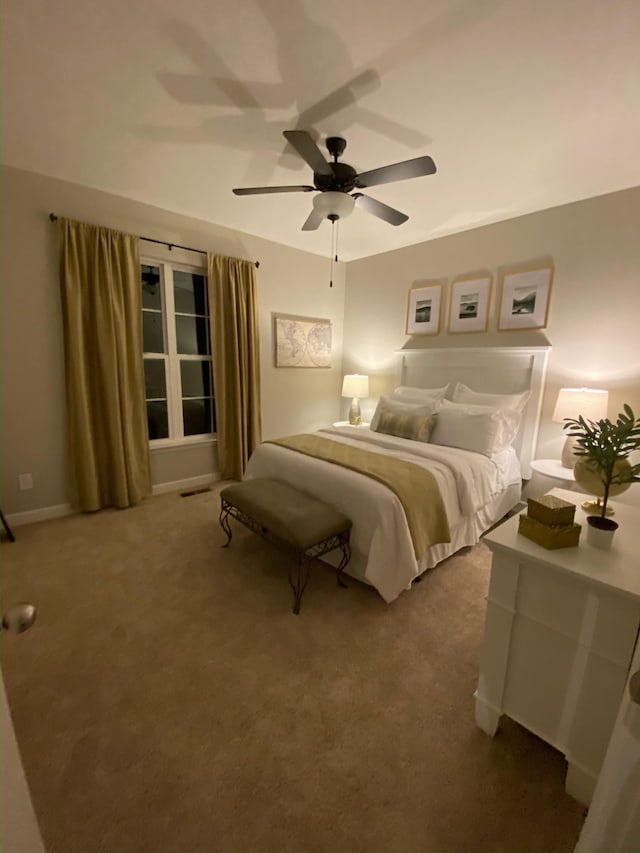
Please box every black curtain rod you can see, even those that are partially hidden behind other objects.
[49,213,259,268]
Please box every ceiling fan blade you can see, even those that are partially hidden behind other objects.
[233,185,314,196]
[356,155,436,188]
[353,193,408,226]
[283,130,333,176]
[301,207,324,231]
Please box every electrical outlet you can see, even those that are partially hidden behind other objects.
[18,473,33,490]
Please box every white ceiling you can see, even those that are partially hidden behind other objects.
[3,0,640,261]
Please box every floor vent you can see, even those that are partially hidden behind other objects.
[180,486,212,498]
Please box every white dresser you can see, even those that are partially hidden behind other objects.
[475,488,640,805]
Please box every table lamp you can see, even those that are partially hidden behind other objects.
[552,387,608,468]
[341,374,369,426]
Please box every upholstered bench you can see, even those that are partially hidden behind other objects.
[219,478,352,614]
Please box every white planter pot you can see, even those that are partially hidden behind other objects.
[586,516,619,550]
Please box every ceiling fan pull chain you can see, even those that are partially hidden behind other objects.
[329,218,335,287]
[328,217,342,287]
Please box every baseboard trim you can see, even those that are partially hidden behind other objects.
[5,503,74,528]
[5,475,221,528]
[151,473,220,496]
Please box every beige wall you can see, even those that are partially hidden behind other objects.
[1,166,345,516]
[343,187,640,460]
[3,166,639,519]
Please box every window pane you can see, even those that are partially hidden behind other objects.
[144,359,167,399]
[176,315,209,355]
[147,401,169,440]
[141,265,162,310]
[182,398,213,436]
[143,311,164,353]
[174,270,208,316]
[180,360,212,398]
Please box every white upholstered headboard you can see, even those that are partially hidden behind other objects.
[396,346,550,477]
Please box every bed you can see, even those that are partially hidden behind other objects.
[244,346,550,603]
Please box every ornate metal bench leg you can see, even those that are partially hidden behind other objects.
[288,555,312,615]
[335,538,350,588]
[219,502,233,547]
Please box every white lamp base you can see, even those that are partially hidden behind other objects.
[560,436,580,469]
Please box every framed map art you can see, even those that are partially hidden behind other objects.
[273,313,332,367]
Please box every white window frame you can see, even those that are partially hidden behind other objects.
[142,257,215,448]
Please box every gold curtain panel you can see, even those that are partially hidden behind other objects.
[58,218,151,510]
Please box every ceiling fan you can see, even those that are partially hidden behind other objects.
[232,130,437,231]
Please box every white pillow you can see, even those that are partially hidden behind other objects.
[370,395,438,431]
[430,400,521,456]
[390,384,449,402]
[451,382,531,413]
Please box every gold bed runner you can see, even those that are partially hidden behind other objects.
[266,434,451,557]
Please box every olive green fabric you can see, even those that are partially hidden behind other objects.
[376,411,438,442]
[267,435,451,556]
[58,218,151,511]
[207,255,262,480]
[221,478,351,550]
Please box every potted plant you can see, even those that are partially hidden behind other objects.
[562,404,640,548]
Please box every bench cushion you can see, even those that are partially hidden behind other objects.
[220,478,351,551]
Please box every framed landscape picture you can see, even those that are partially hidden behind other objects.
[405,283,443,335]
[448,275,492,334]
[498,266,553,331]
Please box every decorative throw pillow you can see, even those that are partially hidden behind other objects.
[375,411,438,443]
[370,395,438,431]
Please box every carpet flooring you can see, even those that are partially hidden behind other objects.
[1,483,586,852]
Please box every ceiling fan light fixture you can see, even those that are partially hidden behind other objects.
[312,191,355,221]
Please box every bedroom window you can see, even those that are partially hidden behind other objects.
[141,261,216,444]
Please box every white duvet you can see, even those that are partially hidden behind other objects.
[243,426,521,603]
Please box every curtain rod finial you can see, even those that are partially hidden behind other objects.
[49,213,58,222]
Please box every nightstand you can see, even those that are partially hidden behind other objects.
[475,487,640,806]
[332,421,371,428]
[529,458,576,482]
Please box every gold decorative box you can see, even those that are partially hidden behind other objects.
[527,494,576,527]
[518,514,581,549]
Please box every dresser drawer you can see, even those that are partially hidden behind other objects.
[514,561,640,665]
[503,614,629,767]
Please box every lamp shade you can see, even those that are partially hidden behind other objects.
[341,374,369,399]
[552,387,609,423]
[313,191,355,221]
